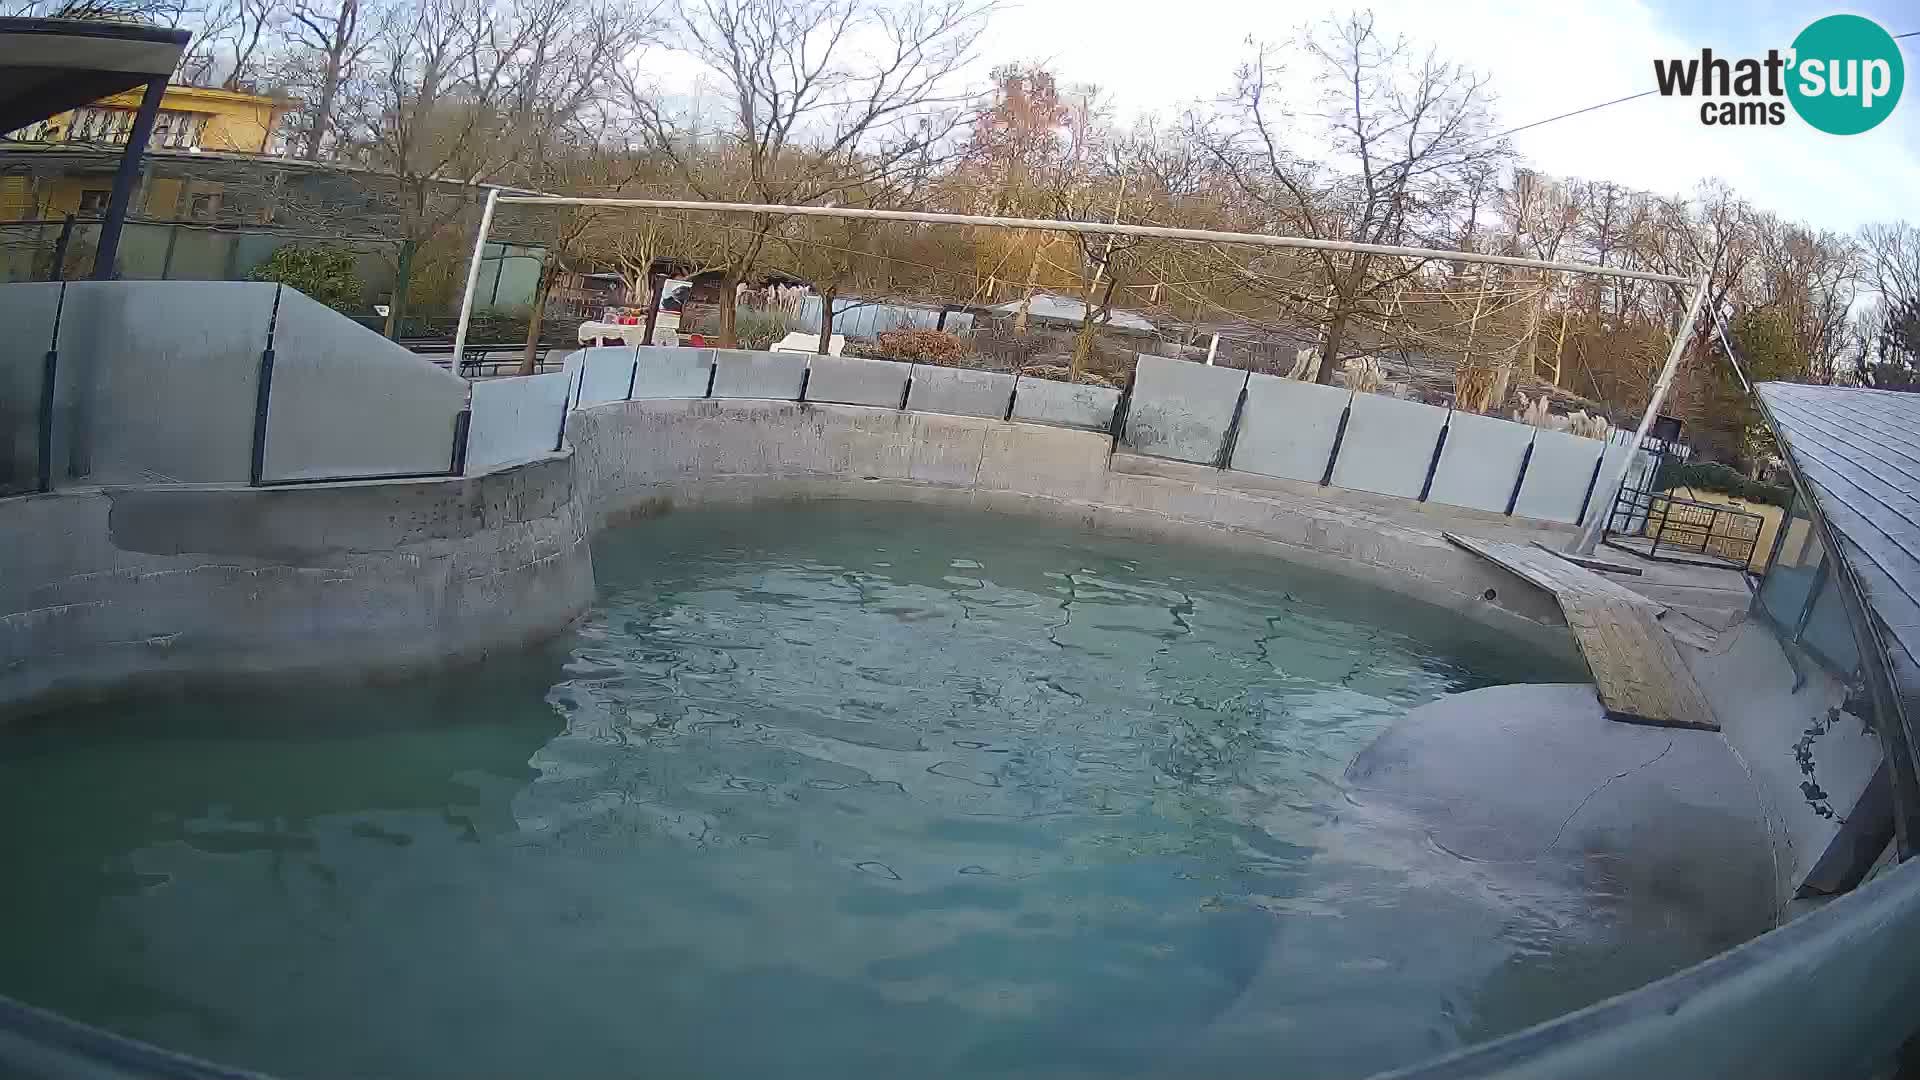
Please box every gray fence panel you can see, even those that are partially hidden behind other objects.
[711,349,806,400]
[467,371,571,471]
[0,283,61,495]
[575,346,640,406]
[805,354,912,407]
[1428,411,1536,513]
[1514,428,1608,524]
[630,347,715,399]
[260,288,467,482]
[53,280,274,485]
[1328,393,1451,499]
[1009,377,1120,431]
[792,296,972,338]
[1586,439,1651,527]
[907,366,1014,419]
[1123,354,1248,464]
[1229,373,1351,482]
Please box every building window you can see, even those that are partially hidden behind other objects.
[64,107,207,149]
[77,189,111,214]
[69,107,135,144]
[152,111,208,150]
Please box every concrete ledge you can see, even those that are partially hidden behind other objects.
[0,453,594,716]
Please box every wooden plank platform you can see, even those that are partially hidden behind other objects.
[1447,533,1719,731]
[1529,540,1643,576]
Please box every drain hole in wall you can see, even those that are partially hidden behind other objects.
[1482,588,1497,601]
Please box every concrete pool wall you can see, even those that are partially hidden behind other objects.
[566,397,1577,649]
[6,314,1920,1076]
[0,452,592,714]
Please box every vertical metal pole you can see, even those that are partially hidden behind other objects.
[640,271,665,346]
[93,76,166,281]
[452,187,501,372]
[1570,270,1711,555]
[1205,333,1219,365]
[48,214,75,281]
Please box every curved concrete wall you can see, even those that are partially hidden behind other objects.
[3,393,1583,715]
[566,397,1577,654]
[0,453,593,715]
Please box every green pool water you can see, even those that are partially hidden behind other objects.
[3,503,1622,1079]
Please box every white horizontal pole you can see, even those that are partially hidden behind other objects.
[492,196,1691,285]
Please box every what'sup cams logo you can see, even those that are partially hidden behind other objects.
[1654,14,1904,133]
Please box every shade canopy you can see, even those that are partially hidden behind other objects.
[0,17,187,135]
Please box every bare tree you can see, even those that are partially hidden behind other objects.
[627,0,989,347]
[177,0,280,88]
[2,0,188,21]
[1207,12,1510,385]
[282,0,388,158]
[1862,221,1920,313]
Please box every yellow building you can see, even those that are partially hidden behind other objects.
[1,84,292,221]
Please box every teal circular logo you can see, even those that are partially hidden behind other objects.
[1788,14,1903,134]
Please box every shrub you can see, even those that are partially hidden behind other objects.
[685,307,794,350]
[870,328,967,364]
[248,246,364,313]
[1656,457,1794,509]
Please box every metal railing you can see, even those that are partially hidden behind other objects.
[1604,484,1765,569]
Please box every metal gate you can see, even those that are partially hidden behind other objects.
[1603,483,1766,570]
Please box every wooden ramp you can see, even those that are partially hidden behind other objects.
[1446,533,1719,731]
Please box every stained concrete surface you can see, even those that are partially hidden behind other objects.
[1347,682,1775,927]
[1122,354,1247,464]
[1681,620,1883,900]
[1179,685,1782,1076]
[0,454,593,715]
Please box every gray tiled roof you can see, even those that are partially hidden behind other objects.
[1758,381,1920,673]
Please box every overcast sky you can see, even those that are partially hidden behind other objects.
[967,0,1919,234]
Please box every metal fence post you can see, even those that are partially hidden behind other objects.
[1505,439,1536,516]
[248,287,282,486]
[449,409,471,475]
[1320,402,1353,486]
[1418,414,1451,501]
[48,214,75,282]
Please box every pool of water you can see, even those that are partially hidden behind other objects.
[3,503,1623,1079]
